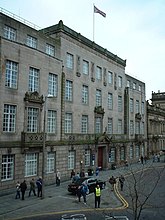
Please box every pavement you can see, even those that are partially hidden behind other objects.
[0,159,164,220]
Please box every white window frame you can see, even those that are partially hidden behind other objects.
[3,104,16,132]
[48,73,58,97]
[118,96,122,112]
[118,76,122,88]
[108,71,113,84]
[65,80,73,101]
[26,35,37,48]
[47,110,57,133]
[27,107,39,132]
[65,113,72,133]
[130,98,134,113]
[46,43,55,56]
[85,149,90,166]
[82,85,88,104]
[96,89,102,106]
[81,115,88,134]
[118,119,122,134]
[83,60,89,75]
[108,93,113,110]
[68,151,75,170]
[96,66,102,80]
[1,155,14,181]
[28,67,39,92]
[107,118,113,134]
[47,152,55,173]
[4,25,16,41]
[25,153,37,177]
[5,60,18,89]
[66,53,74,70]
[95,117,101,134]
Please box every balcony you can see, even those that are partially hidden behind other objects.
[21,132,44,148]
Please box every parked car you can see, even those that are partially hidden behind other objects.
[61,214,87,220]
[68,177,106,194]
[105,216,129,220]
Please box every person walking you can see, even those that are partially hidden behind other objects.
[141,155,144,164]
[15,181,20,199]
[56,170,61,186]
[29,178,36,197]
[81,182,89,204]
[94,184,101,208]
[36,177,42,197]
[70,169,75,181]
[20,180,27,200]
[76,185,82,202]
[119,175,125,191]
[109,176,116,191]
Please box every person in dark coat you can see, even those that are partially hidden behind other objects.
[109,176,116,191]
[119,175,125,191]
[76,185,82,202]
[29,178,36,196]
[36,177,42,197]
[20,180,27,200]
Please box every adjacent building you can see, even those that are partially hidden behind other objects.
[0,9,147,193]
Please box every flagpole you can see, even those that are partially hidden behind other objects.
[93,3,95,42]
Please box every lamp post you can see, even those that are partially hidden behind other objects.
[41,95,53,199]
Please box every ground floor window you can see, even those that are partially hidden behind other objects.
[135,145,140,159]
[129,145,134,159]
[84,149,90,166]
[1,154,14,181]
[25,153,37,177]
[47,152,55,173]
[110,148,115,162]
[120,146,125,160]
[68,151,75,170]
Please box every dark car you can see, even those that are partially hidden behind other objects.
[68,177,106,194]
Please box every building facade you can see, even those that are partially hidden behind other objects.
[0,9,147,193]
[147,92,165,155]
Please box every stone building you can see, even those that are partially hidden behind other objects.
[147,92,165,155]
[0,9,147,193]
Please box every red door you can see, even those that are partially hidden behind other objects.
[98,147,103,169]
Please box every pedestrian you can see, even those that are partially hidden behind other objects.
[119,175,125,191]
[76,185,82,202]
[109,176,116,191]
[94,184,101,208]
[20,180,27,200]
[70,169,75,181]
[56,170,61,186]
[29,178,36,197]
[73,172,80,182]
[15,181,20,199]
[81,182,89,204]
[152,154,156,162]
[141,155,144,164]
[157,153,160,162]
[95,167,99,176]
[80,169,85,178]
[36,177,42,197]
[144,155,147,164]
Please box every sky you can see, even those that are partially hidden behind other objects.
[1,0,165,100]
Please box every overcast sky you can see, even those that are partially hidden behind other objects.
[1,0,165,100]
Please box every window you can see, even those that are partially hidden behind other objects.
[120,147,125,160]
[26,35,37,48]
[1,155,14,181]
[25,153,37,177]
[95,117,102,134]
[65,113,72,133]
[108,71,113,84]
[83,60,89,75]
[118,96,122,112]
[81,115,88,134]
[96,89,102,106]
[27,107,39,132]
[48,73,58,97]
[47,110,57,133]
[135,145,140,158]
[133,82,136,90]
[28,67,39,92]
[136,100,140,113]
[130,98,134,113]
[118,76,122,88]
[130,120,134,135]
[139,85,142,92]
[141,102,144,115]
[5,60,18,89]
[107,118,113,134]
[65,80,73,101]
[96,66,102,80]
[129,145,133,159]
[3,104,16,132]
[110,148,115,162]
[127,80,130,87]
[85,149,90,166]
[66,53,74,69]
[68,151,75,170]
[108,93,113,110]
[118,119,122,134]
[46,44,55,56]
[82,85,88,104]
[4,25,16,41]
[47,152,55,173]
[141,122,144,135]
[135,121,140,134]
